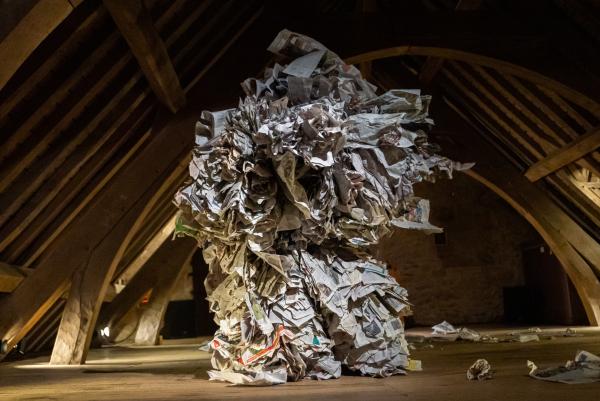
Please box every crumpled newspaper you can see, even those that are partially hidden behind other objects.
[528,350,600,384]
[431,321,481,342]
[432,321,458,335]
[174,29,470,385]
[467,359,493,381]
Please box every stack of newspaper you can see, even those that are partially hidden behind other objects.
[174,29,469,385]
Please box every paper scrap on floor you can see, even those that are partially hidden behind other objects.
[431,321,481,342]
[467,359,493,381]
[528,350,600,384]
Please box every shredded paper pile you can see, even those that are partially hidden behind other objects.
[174,30,469,385]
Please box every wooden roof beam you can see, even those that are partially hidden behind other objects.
[525,127,600,182]
[0,0,74,92]
[103,0,185,113]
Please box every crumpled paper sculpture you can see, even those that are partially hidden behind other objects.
[174,29,471,385]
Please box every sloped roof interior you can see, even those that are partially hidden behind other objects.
[1,0,599,354]
[0,0,264,269]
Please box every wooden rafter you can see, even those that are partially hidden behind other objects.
[103,0,185,113]
[467,64,600,178]
[0,0,74,92]
[0,6,104,123]
[0,32,129,195]
[525,127,600,182]
[501,74,579,141]
[0,110,195,361]
[0,0,184,264]
[441,66,538,163]
[22,299,66,354]
[537,85,595,131]
[0,69,144,240]
[112,195,178,281]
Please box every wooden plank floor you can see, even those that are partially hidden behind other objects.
[1,327,599,401]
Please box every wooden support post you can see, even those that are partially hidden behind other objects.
[97,237,195,343]
[49,154,188,365]
[525,127,600,181]
[103,0,185,113]
[48,210,139,364]
[133,243,195,345]
[98,279,153,343]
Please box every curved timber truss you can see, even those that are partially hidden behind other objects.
[346,47,600,324]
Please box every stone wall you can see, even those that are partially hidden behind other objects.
[375,173,540,325]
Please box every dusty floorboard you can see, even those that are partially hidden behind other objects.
[1,327,599,400]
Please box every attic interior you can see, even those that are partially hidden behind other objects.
[1,0,600,399]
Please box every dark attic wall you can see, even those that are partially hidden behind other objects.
[377,175,541,326]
